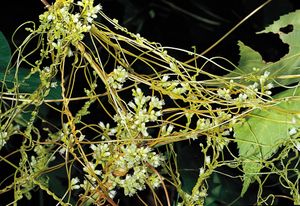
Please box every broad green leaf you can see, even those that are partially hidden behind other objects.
[227,10,300,87]
[1,67,61,100]
[1,67,40,92]
[234,87,300,196]
[205,173,255,206]
[0,31,61,100]
[47,165,76,205]
[230,41,265,76]
[175,141,202,194]
[1,67,61,127]
[4,69,61,127]
[0,31,11,69]
[0,32,61,127]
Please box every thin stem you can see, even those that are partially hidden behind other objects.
[185,0,273,63]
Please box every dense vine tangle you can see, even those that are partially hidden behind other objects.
[0,0,293,205]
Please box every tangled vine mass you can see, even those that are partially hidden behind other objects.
[0,0,300,205]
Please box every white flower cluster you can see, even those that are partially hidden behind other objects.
[109,144,164,196]
[177,186,207,206]
[161,124,174,136]
[77,0,102,23]
[215,109,232,125]
[90,143,111,164]
[48,123,85,155]
[37,0,102,51]
[160,75,190,96]
[71,143,164,198]
[30,144,56,173]
[219,82,273,107]
[0,131,8,149]
[216,70,274,106]
[0,123,19,151]
[83,161,102,181]
[196,118,213,131]
[246,70,273,97]
[70,177,81,190]
[217,88,231,100]
[112,87,164,139]
[107,65,129,89]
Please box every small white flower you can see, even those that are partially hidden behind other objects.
[169,62,177,71]
[295,142,300,151]
[108,66,128,89]
[90,144,97,151]
[167,124,174,134]
[78,134,85,141]
[59,147,66,155]
[205,155,211,164]
[289,127,297,136]
[196,118,211,130]
[47,14,55,21]
[43,66,50,73]
[162,75,169,82]
[50,82,58,88]
[67,48,74,57]
[77,1,84,6]
[150,96,164,109]
[93,4,102,13]
[149,174,161,188]
[172,86,186,95]
[140,127,149,137]
[149,154,163,167]
[238,93,248,101]
[263,71,270,78]
[108,128,117,135]
[72,13,80,23]
[71,177,81,190]
[128,101,136,110]
[222,130,231,136]
[0,139,7,147]
[98,121,106,129]
[0,131,8,139]
[86,16,93,23]
[217,88,231,100]
[259,71,270,85]
[265,90,272,95]
[199,167,205,175]
[51,40,62,49]
[265,83,274,90]
[249,82,259,89]
[108,190,117,198]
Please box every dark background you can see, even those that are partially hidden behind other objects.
[1,0,300,63]
[1,0,300,205]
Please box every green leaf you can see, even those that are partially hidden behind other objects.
[47,165,76,205]
[175,141,202,194]
[0,31,61,100]
[1,67,61,100]
[227,10,300,87]
[230,41,265,76]
[0,31,11,69]
[5,68,40,92]
[234,87,300,196]
[205,172,255,206]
